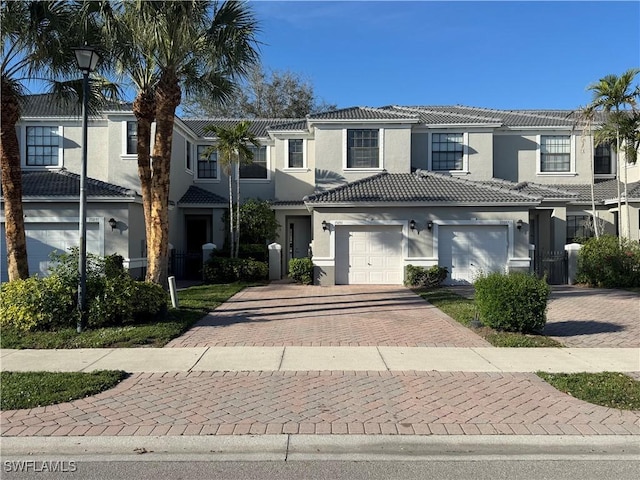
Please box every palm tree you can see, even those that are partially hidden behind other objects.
[573,105,600,237]
[202,121,259,258]
[588,68,640,240]
[0,0,114,281]
[122,0,259,286]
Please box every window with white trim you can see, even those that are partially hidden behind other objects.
[287,139,304,168]
[540,135,570,172]
[594,143,612,175]
[347,129,379,168]
[431,133,463,170]
[186,141,192,171]
[126,121,137,155]
[25,126,61,166]
[240,145,267,179]
[566,215,593,244]
[197,145,218,179]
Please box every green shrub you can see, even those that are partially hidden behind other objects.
[289,257,314,285]
[576,235,640,288]
[0,276,75,332]
[474,272,551,333]
[404,265,448,288]
[1,249,169,332]
[203,257,268,283]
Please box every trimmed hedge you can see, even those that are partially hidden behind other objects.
[0,250,169,332]
[474,272,551,333]
[203,256,268,283]
[289,257,314,285]
[576,235,640,288]
[404,265,448,288]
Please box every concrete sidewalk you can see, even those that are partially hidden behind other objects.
[1,346,639,373]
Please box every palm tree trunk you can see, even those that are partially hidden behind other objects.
[235,168,240,259]
[146,71,180,287]
[0,83,29,280]
[228,175,234,258]
[133,91,155,261]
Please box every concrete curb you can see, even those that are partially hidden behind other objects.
[2,435,639,461]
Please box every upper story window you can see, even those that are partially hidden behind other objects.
[540,135,570,172]
[197,145,218,179]
[346,129,379,168]
[126,121,137,155]
[287,139,304,169]
[431,133,463,170]
[594,143,612,175]
[240,145,268,179]
[186,141,192,172]
[25,126,61,166]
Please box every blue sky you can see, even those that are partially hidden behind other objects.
[250,0,640,110]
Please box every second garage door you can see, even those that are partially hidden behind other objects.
[335,225,403,285]
[1,222,102,282]
[439,225,508,285]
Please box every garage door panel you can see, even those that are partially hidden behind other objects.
[336,225,404,285]
[440,225,508,285]
[1,222,102,282]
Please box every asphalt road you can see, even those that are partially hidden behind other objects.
[2,458,639,480]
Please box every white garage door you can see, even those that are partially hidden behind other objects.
[1,222,101,282]
[439,225,508,285]
[335,225,403,285]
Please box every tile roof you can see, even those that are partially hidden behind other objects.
[304,171,540,205]
[21,93,132,118]
[308,106,419,121]
[2,170,136,198]
[177,186,227,205]
[182,118,305,138]
[483,179,579,200]
[553,179,640,203]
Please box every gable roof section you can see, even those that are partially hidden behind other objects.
[182,118,305,138]
[177,186,227,205]
[304,171,540,206]
[553,179,640,204]
[482,179,579,201]
[1,170,136,199]
[21,93,132,118]
[308,106,419,122]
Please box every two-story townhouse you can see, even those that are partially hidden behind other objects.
[3,95,639,285]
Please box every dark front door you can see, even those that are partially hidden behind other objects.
[184,216,211,279]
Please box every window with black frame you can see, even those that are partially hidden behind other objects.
[26,126,60,166]
[431,133,463,171]
[594,143,612,174]
[346,129,379,168]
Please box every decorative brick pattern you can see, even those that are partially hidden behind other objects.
[3,371,638,437]
[166,285,490,348]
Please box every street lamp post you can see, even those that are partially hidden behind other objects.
[73,46,100,333]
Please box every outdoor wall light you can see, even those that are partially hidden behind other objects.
[516,219,524,230]
[427,220,434,230]
[108,218,117,231]
[409,219,416,231]
[322,220,328,231]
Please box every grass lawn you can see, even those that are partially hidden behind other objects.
[417,288,563,347]
[537,372,640,410]
[0,282,255,349]
[0,370,128,410]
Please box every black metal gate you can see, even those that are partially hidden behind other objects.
[535,250,568,285]
[169,250,202,280]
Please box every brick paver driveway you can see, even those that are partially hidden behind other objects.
[166,284,490,348]
[543,286,640,348]
[3,371,639,437]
